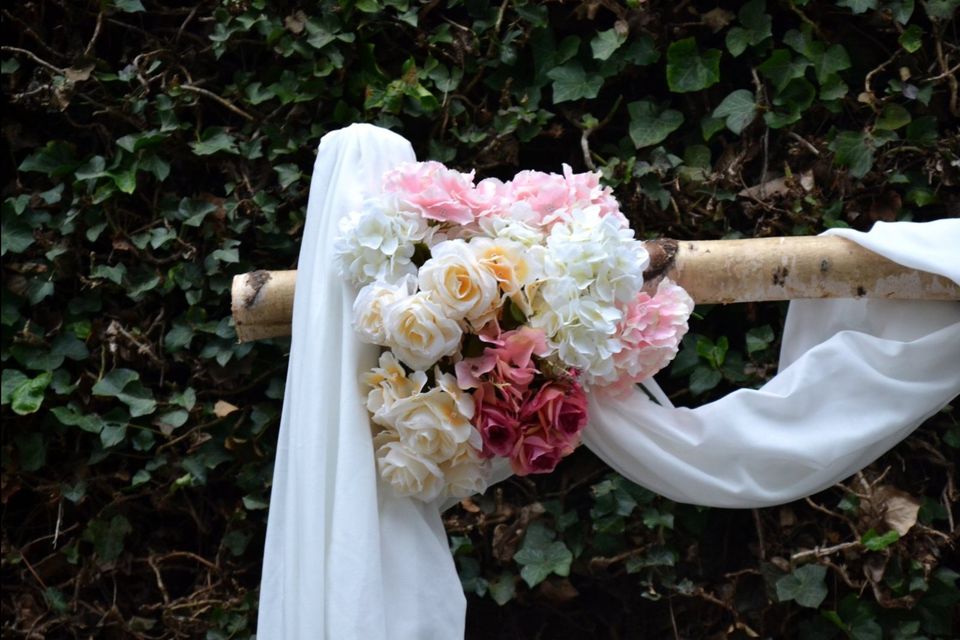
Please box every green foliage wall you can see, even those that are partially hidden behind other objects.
[2,1,958,638]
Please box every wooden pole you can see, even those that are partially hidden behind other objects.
[231,236,959,342]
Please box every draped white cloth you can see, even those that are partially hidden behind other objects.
[257,124,960,639]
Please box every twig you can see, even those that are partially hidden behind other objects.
[179,83,255,121]
[787,131,820,156]
[790,540,860,562]
[84,10,104,58]
[0,45,64,74]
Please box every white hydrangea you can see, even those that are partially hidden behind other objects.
[334,198,432,287]
[529,205,649,384]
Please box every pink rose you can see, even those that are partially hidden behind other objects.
[473,382,521,458]
[382,161,477,225]
[455,327,548,391]
[511,435,563,476]
[520,380,589,446]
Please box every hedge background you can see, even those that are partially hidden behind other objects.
[2,1,958,638]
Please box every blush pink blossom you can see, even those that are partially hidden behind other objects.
[598,279,695,397]
[382,161,477,225]
[509,377,588,475]
[500,165,628,228]
[455,327,549,392]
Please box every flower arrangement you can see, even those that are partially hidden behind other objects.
[335,161,693,502]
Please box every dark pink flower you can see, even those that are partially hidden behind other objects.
[511,435,563,475]
[472,382,521,458]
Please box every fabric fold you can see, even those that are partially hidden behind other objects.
[258,124,464,640]
[258,124,959,638]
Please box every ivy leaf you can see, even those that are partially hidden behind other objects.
[898,24,923,52]
[830,131,875,178]
[925,0,960,20]
[514,538,573,588]
[712,90,758,134]
[725,0,772,57]
[627,100,684,148]
[776,564,829,608]
[112,0,145,12]
[666,38,721,93]
[746,325,775,353]
[876,103,911,130]
[547,63,603,103]
[11,371,52,415]
[836,0,879,13]
[590,28,626,61]
[83,515,133,564]
[758,49,811,91]
[92,368,157,417]
[689,366,722,395]
[190,128,240,156]
[861,528,900,551]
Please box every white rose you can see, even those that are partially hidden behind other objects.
[418,240,501,327]
[352,276,416,345]
[441,447,490,499]
[469,236,545,316]
[375,436,445,502]
[382,292,463,370]
[361,351,428,424]
[379,370,476,464]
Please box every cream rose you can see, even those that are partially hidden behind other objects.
[382,292,463,370]
[469,236,545,315]
[375,435,445,502]
[379,371,476,463]
[352,276,416,345]
[418,240,500,327]
[361,351,427,424]
[441,447,490,499]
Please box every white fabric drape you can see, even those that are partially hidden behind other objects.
[257,125,960,639]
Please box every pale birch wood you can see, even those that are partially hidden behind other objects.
[231,236,959,343]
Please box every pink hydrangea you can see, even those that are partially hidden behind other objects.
[598,279,695,397]
[500,165,628,228]
[382,161,478,225]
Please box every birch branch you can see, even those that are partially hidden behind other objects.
[231,236,959,343]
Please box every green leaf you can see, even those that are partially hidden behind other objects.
[746,325,775,353]
[861,528,900,550]
[190,128,240,156]
[547,63,603,103]
[689,366,722,395]
[488,573,517,605]
[92,369,157,417]
[275,163,302,188]
[830,131,875,178]
[51,406,104,433]
[590,28,626,61]
[725,0,772,57]
[776,564,829,608]
[514,538,573,588]
[836,0,878,13]
[925,0,960,20]
[18,141,78,177]
[1,369,28,405]
[112,0,145,12]
[11,371,52,415]
[627,101,684,148]
[712,90,757,134]
[758,49,811,91]
[876,103,911,130]
[906,115,938,145]
[83,515,133,564]
[898,25,923,52]
[666,38,721,93]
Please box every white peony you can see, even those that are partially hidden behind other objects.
[418,240,501,328]
[352,276,416,345]
[334,198,432,287]
[382,292,463,370]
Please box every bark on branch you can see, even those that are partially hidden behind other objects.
[231,236,959,343]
